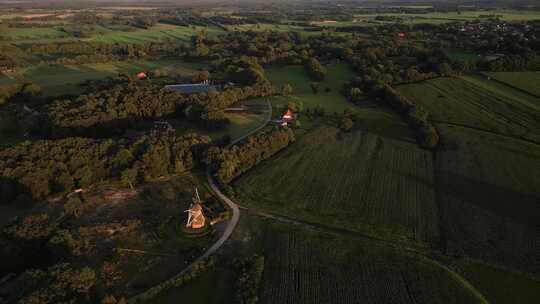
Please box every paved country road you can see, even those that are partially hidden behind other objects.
[202,98,272,257]
[128,99,272,303]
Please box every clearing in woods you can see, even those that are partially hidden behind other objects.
[397,77,540,143]
[233,126,439,243]
[436,125,540,276]
[266,64,355,113]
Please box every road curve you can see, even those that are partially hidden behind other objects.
[128,100,272,303]
[202,98,272,257]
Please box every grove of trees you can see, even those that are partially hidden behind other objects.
[0,133,210,204]
[206,127,296,184]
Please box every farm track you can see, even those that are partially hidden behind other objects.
[433,120,540,146]
[240,207,428,254]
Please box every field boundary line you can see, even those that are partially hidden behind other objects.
[241,206,428,254]
[432,120,540,146]
[478,72,540,99]
[420,257,489,304]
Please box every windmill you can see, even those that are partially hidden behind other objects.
[184,188,206,229]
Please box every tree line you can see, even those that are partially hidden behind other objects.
[206,127,296,184]
[374,84,439,149]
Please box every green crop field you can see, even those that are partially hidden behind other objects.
[256,222,485,304]
[486,72,540,97]
[437,125,540,276]
[234,126,438,242]
[397,77,540,143]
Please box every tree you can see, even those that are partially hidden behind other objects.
[310,82,320,94]
[121,168,138,190]
[305,58,327,81]
[340,117,354,132]
[350,87,363,103]
[64,196,84,217]
[282,83,293,96]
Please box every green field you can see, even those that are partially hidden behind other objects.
[227,23,309,32]
[87,23,223,44]
[486,72,540,97]
[354,10,540,23]
[10,59,205,96]
[397,77,540,143]
[0,26,69,41]
[234,126,438,242]
[0,23,219,45]
[437,125,540,275]
[266,64,355,113]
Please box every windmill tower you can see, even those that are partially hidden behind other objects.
[184,188,206,229]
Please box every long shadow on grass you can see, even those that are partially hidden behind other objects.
[437,171,540,228]
[396,168,540,228]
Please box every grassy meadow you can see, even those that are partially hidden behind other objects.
[266,63,355,113]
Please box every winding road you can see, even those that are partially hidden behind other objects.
[128,99,272,303]
[204,98,272,257]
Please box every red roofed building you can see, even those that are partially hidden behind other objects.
[398,32,406,39]
[282,109,294,122]
[136,72,147,79]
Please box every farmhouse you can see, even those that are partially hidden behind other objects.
[281,109,295,126]
[136,72,147,79]
[165,83,217,94]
